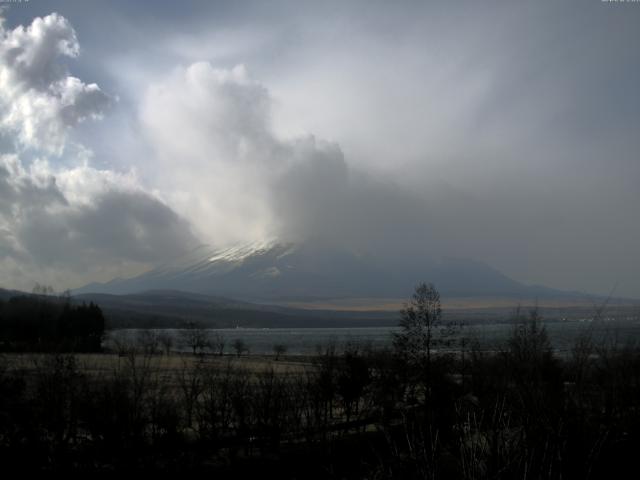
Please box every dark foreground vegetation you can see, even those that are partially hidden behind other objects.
[0,287,105,352]
[0,283,639,478]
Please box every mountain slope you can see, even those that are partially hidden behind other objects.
[74,240,570,301]
[75,290,395,328]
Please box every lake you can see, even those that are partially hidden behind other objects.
[105,319,640,356]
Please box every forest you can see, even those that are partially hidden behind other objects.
[0,290,105,352]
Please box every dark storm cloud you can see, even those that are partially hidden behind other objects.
[18,189,197,266]
[0,155,198,288]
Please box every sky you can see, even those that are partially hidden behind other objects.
[0,0,638,297]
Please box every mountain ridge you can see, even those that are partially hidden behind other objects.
[73,239,585,301]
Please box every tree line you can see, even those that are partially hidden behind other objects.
[0,288,105,352]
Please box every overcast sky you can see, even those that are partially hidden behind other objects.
[0,1,638,297]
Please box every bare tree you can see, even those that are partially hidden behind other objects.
[158,331,174,355]
[273,344,287,361]
[110,330,133,357]
[180,322,210,355]
[393,282,443,377]
[507,305,553,366]
[176,356,204,429]
[137,330,159,355]
[212,333,226,356]
[32,283,55,296]
[233,338,248,357]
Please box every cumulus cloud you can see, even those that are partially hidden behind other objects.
[141,62,282,245]
[141,62,346,245]
[0,13,197,291]
[140,61,436,258]
[143,63,274,164]
[0,13,111,154]
[137,62,473,259]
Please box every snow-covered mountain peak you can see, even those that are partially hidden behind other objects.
[74,238,560,301]
[205,239,289,264]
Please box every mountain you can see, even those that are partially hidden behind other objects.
[74,240,571,301]
[74,289,396,328]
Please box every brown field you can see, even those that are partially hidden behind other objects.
[1,352,314,377]
[281,295,640,312]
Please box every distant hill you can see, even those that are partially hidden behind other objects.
[74,240,577,302]
[4,286,637,329]
[0,288,23,301]
[1,286,396,328]
[74,290,397,329]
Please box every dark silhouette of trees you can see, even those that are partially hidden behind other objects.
[505,305,562,410]
[158,331,174,355]
[273,343,287,360]
[58,301,105,351]
[0,292,104,352]
[1,283,640,478]
[336,344,370,423]
[180,321,210,355]
[233,338,248,357]
[393,282,442,371]
[0,323,639,477]
[393,282,459,398]
[212,332,226,356]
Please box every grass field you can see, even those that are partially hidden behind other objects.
[1,352,314,377]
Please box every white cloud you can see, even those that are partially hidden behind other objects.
[0,13,196,291]
[0,13,111,154]
[141,62,281,245]
[140,61,432,255]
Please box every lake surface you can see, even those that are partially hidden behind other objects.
[105,319,640,356]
